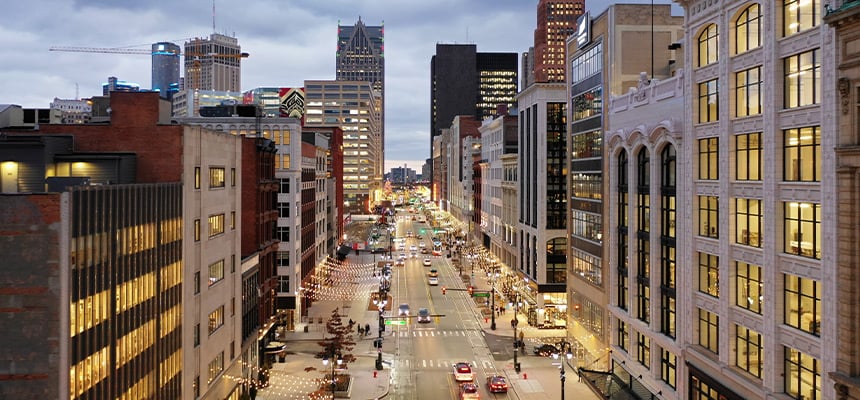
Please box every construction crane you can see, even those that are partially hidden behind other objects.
[49,45,249,90]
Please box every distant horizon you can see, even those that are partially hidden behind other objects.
[385,159,426,175]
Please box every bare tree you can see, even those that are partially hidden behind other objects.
[304,308,356,398]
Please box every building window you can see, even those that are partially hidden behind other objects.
[617,319,629,352]
[735,4,761,54]
[784,126,821,182]
[698,308,719,354]
[194,324,200,347]
[784,49,821,108]
[698,138,719,180]
[208,305,224,335]
[698,79,719,123]
[736,132,762,180]
[231,254,235,273]
[231,168,236,186]
[661,349,677,388]
[194,219,200,242]
[785,347,821,399]
[698,252,719,297]
[784,202,821,259]
[195,166,201,189]
[784,274,821,336]
[208,351,224,384]
[208,214,225,237]
[278,275,290,293]
[230,211,235,230]
[194,271,200,294]
[278,202,291,218]
[736,325,763,379]
[736,198,762,247]
[194,376,199,398]
[736,262,763,314]
[617,150,629,311]
[736,67,762,117]
[698,196,719,238]
[277,226,290,242]
[698,23,719,66]
[636,332,650,369]
[280,178,290,193]
[208,259,224,286]
[637,149,650,232]
[209,167,225,188]
[783,0,820,36]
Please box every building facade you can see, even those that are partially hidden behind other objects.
[303,80,381,214]
[183,34,243,92]
[479,113,518,266]
[152,41,181,98]
[532,0,584,83]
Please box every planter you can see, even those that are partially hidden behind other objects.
[321,374,354,399]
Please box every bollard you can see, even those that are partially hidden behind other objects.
[523,373,527,380]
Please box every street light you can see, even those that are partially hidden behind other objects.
[510,289,522,372]
[552,340,574,400]
[487,270,499,330]
[372,297,388,370]
[321,352,343,399]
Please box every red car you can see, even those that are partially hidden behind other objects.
[486,375,508,393]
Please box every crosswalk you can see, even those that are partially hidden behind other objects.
[394,329,484,338]
[393,358,496,370]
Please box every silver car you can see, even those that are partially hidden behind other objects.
[398,303,410,316]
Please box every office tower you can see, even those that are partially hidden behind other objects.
[171,89,243,117]
[337,18,385,164]
[532,0,584,83]
[103,76,140,95]
[152,41,181,98]
[430,44,518,142]
[184,33,243,92]
[564,5,683,398]
[304,80,381,214]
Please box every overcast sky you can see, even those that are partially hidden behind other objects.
[0,0,680,173]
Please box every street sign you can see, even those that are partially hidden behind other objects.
[385,320,407,325]
[472,292,490,297]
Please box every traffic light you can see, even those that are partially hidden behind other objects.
[441,286,447,295]
[468,286,474,296]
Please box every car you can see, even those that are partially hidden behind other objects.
[409,245,417,251]
[459,382,480,399]
[398,303,410,316]
[428,276,439,286]
[411,252,418,258]
[428,269,438,277]
[398,253,407,260]
[432,250,443,256]
[419,242,426,248]
[453,362,473,382]
[420,247,429,254]
[406,231,414,237]
[486,375,508,393]
[533,343,560,357]
[423,258,432,266]
[417,308,431,323]
[395,259,405,267]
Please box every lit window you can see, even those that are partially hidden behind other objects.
[736,198,762,247]
[698,79,719,123]
[194,219,200,242]
[736,325,763,379]
[661,349,676,388]
[784,126,821,182]
[208,214,225,237]
[209,167,225,188]
[698,308,719,354]
[194,167,201,189]
[784,274,821,336]
[636,331,650,369]
[785,347,821,399]
[735,67,762,117]
[735,132,762,180]
[208,259,224,286]
[735,4,761,54]
[208,305,224,335]
[698,196,719,238]
[783,202,821,259]
[736,262,763,314]
[697,24,719,66]
[783,0,820,36]
[698,138,719,180]
[784,49,821,109]
[207,351,224,384]
[698,252,719,297]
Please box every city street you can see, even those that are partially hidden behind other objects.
[257,208,598,400]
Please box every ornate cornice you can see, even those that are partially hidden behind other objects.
[825,1,860,28]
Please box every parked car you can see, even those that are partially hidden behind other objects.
[486,375,509,393]
[533,343,560,357]
[417,308,431,323]
[459,382,480,399]
[453,362,473,382]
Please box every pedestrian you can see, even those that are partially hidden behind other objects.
[365,323,371,336]
[358,325,363,335]
[349,318,354,327]
[519,331,524,343]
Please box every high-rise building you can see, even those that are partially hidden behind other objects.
[152,41,181,98]
[337,18,385,164]
[184,34,243,92]
[303,80,381,214]
[430,44,518,145]
[102,76,140,95]
[532,0,584,83]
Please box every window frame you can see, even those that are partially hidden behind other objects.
[698,252,720,298]
[783,202,821,259]
[735,4,762,54]
[208,214,225,238]
[735,132,762,181]
[736,198,763,247]
[698,138,719,180]
[735,66,762,117]
[736,262,763,314]
[736,325,763,379]
[784,49,821,109]
[698,308,719,354]
[784,347,821,399]
[783,0,820,37]
[208,259,225,287]
[698,195,719,238]
[209,167,225,188]
[698,79,720,123]
[784,274,821,336]
[698,24,719,67]
[783,126,821,182]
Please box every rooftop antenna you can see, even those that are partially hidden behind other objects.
[212,0,216,33]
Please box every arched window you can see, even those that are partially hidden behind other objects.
[617,150,629,311]
[660,145,676,338]
[698,24,719,67]
[636,148,651,324]
[783,0,820,37]
[735,4,761,54]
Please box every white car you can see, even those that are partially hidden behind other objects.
[398,303,410,316]
[409,245,418,251]
[453,362,473,382]
[423,258,432,266]
[428,276,439,286]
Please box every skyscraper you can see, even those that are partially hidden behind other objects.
[532,0,584,83]
[151,41,181,98]
[430,44,518,140]
[337,18,385,166]
[183,33,243,92]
